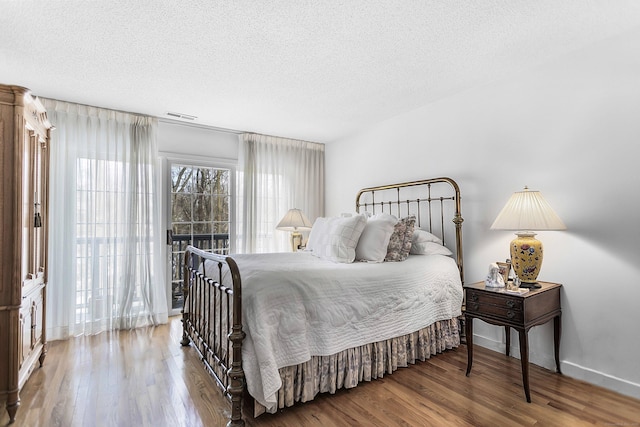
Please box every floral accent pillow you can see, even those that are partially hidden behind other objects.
[385,215,416,262]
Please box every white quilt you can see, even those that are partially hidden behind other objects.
[207,252,463,413]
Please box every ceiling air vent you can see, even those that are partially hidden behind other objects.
[166,111,197,121]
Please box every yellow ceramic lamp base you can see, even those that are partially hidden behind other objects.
[509,232,543,284]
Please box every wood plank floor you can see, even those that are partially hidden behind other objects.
[3,317,639,426]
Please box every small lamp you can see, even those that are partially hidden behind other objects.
[276,208,313,251]
[490,187,566,287]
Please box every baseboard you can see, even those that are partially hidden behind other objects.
[471,334,640,401]
[561,361,640,400]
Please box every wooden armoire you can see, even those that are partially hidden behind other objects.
[0,84,52,423]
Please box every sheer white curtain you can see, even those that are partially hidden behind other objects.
[237,133,324,253]
[43,99,168,339]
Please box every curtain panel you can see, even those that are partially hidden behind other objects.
[43,99,168,339]
[237,133,324,253]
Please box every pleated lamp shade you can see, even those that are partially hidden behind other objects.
[277,208,313,251]
[491,187,566,232]
[276,208,313,231]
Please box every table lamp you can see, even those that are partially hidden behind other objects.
[276,208,313,251]
[490,187,566,287]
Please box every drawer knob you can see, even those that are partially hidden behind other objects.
[471,303,479,311]
[507,310,515,319]
[506,300,515,308]
[469,293,478,302]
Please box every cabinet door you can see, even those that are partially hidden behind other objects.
[32,290,44,348]
[21,129,47,283]
[18,288,44,370]
[19,302,31,370]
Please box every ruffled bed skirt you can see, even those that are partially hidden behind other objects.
[254,318,460,416]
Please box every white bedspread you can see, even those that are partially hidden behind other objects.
[209,252,463,412]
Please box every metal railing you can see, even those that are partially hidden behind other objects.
[171,233,229,309]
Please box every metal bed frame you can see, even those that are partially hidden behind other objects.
[181,177,464,426]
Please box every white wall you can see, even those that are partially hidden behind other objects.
[325,28,640,399]
[157,120,239,160]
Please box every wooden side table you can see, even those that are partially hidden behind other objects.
[464,281,562,402]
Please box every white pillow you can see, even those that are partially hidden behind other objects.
[310,214,367,263]
[355,213,398,263]
[412,228,443,245]
[410,241,453,256]
[305,217,329,253]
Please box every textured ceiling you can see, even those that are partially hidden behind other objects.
[2,1,640,142]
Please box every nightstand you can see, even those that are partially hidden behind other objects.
[464,281,562,402]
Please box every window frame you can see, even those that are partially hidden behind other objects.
[160,153,237,316]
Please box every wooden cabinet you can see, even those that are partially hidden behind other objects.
[0,84,52,423]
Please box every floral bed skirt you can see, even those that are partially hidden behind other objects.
[253,317,460,416]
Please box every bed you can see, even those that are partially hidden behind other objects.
[180,177,464,426]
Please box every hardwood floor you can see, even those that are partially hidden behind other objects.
[2,317,639,426]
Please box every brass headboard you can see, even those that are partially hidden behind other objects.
[355,177,464,284]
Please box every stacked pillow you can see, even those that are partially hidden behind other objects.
[306,212,452,263]
[355,213,398,263]
[410,228,453,256]
[305,214,367,263]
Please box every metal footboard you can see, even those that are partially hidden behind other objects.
[181,245,245,427]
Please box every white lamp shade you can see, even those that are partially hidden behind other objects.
[490,187,566,231]
[276,208,313,231]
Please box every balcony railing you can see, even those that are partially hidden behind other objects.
[171,233,229,309]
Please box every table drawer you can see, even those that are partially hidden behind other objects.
[466,290,524,323]
[466,290,523,310]
[466,302,524,323]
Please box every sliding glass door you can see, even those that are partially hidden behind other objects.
[168,162,232,311]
